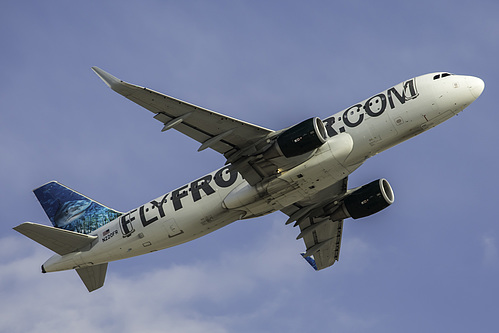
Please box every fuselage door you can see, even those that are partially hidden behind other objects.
[164,218,184,238]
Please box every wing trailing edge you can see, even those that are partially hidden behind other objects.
[91,66,278,185]
[281,178,349,270]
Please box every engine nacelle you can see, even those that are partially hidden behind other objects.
[270,117,328,158]
[329,179,394,220]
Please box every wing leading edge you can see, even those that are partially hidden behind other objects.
[92,67,316,185]
[91,67,273,157]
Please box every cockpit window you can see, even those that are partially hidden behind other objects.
[433,73,453,80]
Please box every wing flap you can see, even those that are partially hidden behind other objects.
[300,217,343,270]
[281,178,348,270]
[13,222,97,256]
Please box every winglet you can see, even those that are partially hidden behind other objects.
[91,66,125,91]
[301,253,318,271]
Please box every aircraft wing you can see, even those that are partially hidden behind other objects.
[298,217,344,270]
[92,67,273,158]
[281,178,348,270]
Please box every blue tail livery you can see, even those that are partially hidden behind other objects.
[33,181,122,234]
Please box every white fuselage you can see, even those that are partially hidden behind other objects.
[42,73,483,272]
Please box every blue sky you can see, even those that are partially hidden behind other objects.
[1,1,498,332]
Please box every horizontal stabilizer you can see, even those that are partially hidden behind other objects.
[13,222,97,255]
[76,263,108,292]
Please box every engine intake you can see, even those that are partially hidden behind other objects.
[329,179,394,220]
[275,117,328,158]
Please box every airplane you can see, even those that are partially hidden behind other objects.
[14,68,484,292]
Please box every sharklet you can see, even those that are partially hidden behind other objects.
[91,67,122,90]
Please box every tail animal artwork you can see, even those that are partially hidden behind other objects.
[34,181,122,234]
[14,182,122,291]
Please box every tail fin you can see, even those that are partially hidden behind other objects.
[33,181,122,234]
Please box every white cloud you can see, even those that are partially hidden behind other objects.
[1,219,308,333]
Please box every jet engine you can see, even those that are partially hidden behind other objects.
[264,117,328,159]
[328,179,395,220]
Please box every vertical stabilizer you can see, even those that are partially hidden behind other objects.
[34,181,122,234]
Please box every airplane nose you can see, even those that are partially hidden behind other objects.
[466,76,485,99]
